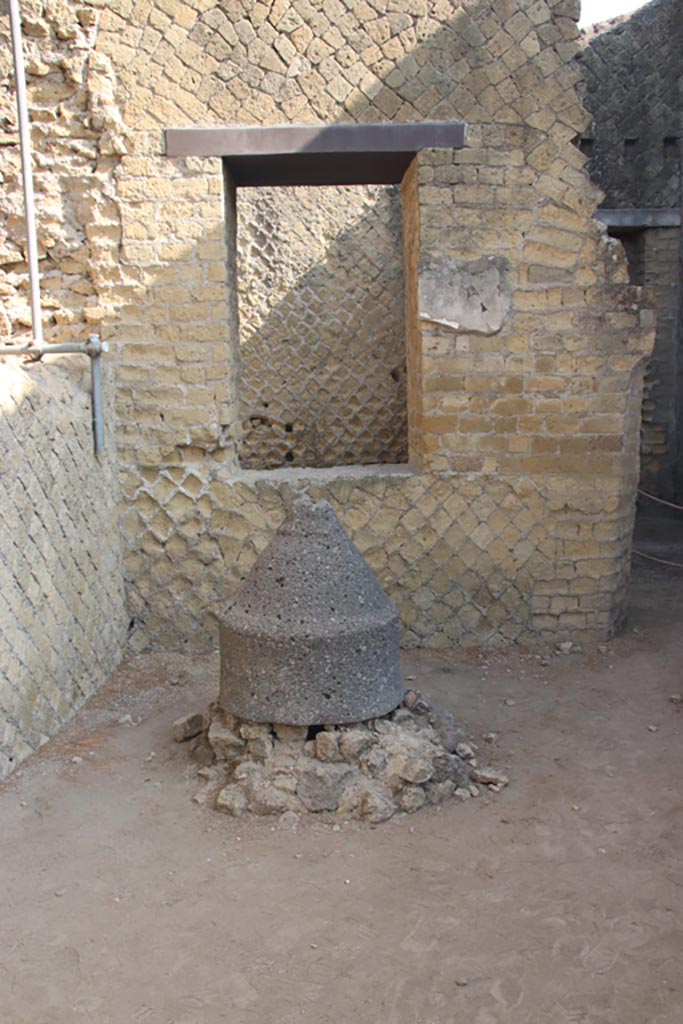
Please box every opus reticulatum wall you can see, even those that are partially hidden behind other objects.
[580,0,683,500]
[237,183,409,470]
[1,0,654,680]
[0,359,126,778]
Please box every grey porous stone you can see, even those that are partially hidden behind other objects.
[215,784,248,817]
[470,766,509,787]
[191,700,508,823]
[297,761,353,812]
[430,707,466,753]
[172,712,204,742]
[362,787,395,824]
[398,785,427,813]
[207,719,245,760]
[218,496,403,725]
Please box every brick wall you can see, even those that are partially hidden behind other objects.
[0,0,655,662]
[101,0,652,651]
[0,359,126,779]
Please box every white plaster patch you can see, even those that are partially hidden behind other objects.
[418,254,511,335]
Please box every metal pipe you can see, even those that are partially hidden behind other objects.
[0,334,109,455]
[8,0,43,347]
[90,335,105,455]
[0,339,104,357]
[5,3,107,456]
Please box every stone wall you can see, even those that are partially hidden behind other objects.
[237,184,408,469]
[0,359,126,779]
[581,0,683,498]
[0,0,128,348]
[0,0,654,660]
[580,0,681,210]
[637,227,681,496]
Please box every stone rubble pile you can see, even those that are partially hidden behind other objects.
[175,690,508,824]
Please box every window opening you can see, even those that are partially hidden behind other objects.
[663,136,681,160]
[607,227,645,286]
[236,184,408,471]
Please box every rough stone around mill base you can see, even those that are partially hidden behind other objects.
[173,691,509,825]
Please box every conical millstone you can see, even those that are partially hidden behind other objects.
[218,496,403,724]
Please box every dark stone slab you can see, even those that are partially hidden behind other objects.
[220,151,417,186]
[165,120,466,186]
[595,207,681,228]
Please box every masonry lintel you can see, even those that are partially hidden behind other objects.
[596,208,682,229]
[164,120,467,186]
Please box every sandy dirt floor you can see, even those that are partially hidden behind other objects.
[1,559,682,1024]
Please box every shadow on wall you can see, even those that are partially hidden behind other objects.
[579,0,683,501]
[214,0,587,478]
[114,0,651,651]
[579,0,682,210]
[236,183,408,471]
[118,0,602,484]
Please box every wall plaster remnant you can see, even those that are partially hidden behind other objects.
[419,255,511,335]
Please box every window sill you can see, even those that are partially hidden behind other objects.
[230,462,420,484]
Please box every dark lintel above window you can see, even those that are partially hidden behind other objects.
[164,121,467,186]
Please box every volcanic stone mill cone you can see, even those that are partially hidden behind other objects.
[218,496,403,725]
